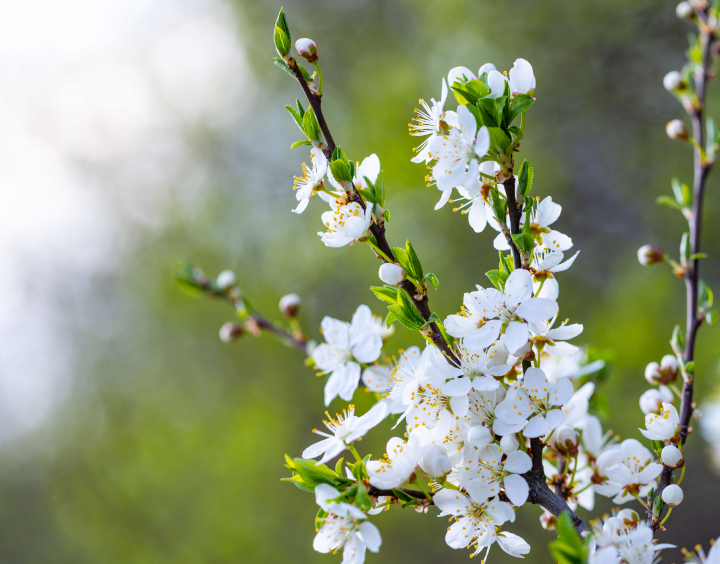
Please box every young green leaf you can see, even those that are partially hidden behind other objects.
[517,160,533,197]
[425,273,439,289]
[370,285,400,304]
[405,240,424,280]
[274,26,291,57]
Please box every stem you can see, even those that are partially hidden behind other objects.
[649,8,715,532]
[503,176,523,270]
[287,58,461,368]
[250,312,308,353]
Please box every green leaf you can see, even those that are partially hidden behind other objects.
[290,140,312,149]
[329,159,351,182]
[274,26,291,57]
[388,290,426,331]
[354,485,373,512]
[680,232,691,262]
[285,457,349,491]
[508,125,523,139]
[370,285,400,304]
[671,177,691,207]
[176,276,204,297]
[656,195,684,210]
[451,78,490,105]
[706,309,718,324]
[374,171,385,208]
[699,279,714,310]
[487,127,511,156]
[392,488,415,503]
[273,57,295,78]
[302,108,320,141]
[512,232,535,253]
[392,247,409,269]
[517,160,533,197]
[359,189,377,204]
[474,100,496,127]
[385,310,396,328]
[508,94,534,123]
[425,273,439,289]
[383,209,391,224]
[486,270,505,291]
[334,458,345,476]
[492,97,507,129]
[284,105,304,133]
[671,324,685,353]
[489,187,507,222]
[548,513,588,564]
[275,8,291,43]
[405,240,424,281]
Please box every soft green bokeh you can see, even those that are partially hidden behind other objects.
[3,0,720,563]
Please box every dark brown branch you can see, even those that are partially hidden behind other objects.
[649,9,715,532]
[502,176,523,270]
[287,56,460,367]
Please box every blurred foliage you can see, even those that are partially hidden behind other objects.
[1,0,719,563]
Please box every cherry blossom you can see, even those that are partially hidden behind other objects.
[293,148,327,213]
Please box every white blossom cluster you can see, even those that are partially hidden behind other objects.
[276,58,696,564]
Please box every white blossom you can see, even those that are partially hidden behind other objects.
[433,488,528,559]
[318,198,373,248]
[419,444,452,478]
[293,148,328,213]
[590,517,674,564]
[461,442,533,506]
[303,402,388,464]
[410,79,456,164]
[313,305,383,405]
[640,401,680,442]
[594,439,662,504]
[367,436,422,490]
[638,386,674,415]
[494,367,573,437]
[313,485,381,564]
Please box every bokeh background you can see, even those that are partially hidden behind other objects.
[1,0,719,562]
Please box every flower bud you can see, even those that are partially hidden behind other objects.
[467,425,493,448]
[554,425,579,456]
[661,445,684,468]
[639,387,674,414]
[645,362,663,385]
[666,119,688,140]
[216,270,237,290]
[663,70,684,92]
[500,434,519,454]
[279,293,302,318]
[660,354,679,374]
[219,322,244,343]
[378,263,406,285]
[540,511,557,530]
[602,517,625,536]
[661,483,684,506]
[637,244,665,266]
[295,38,318,63]
[676,1,696,19]
[616,508,640,526]
[419,445,452,477]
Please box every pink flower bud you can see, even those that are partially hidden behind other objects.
[295,38,318,63]
[666,119,688,140]
[660,354,679,374]
[279,293,302,318]
[661,484,684,506]
[616,509,640,525]
[645,362,662,385]
[663,70,684,92]
[637,244,665,266]
[378,263,405,285]
[540,511,557,530]
[219,322,244,343]
[554,425,579,456]
[661,445,684,468]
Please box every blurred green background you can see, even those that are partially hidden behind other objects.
[3,0,720,562]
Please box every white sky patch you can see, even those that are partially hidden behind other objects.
[0,0,252,441]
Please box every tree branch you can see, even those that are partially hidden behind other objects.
[649,8,715,532]
[287,57,460,367]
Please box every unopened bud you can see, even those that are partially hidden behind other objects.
[645,362,663,385]
[666,119,688,140]
[663,70,685,92]
[378,263,406,285]
[602,517,625,536]
[661,483,684,506]
[661,445,684,468]
[660,354,679,374]
[467,425,493,448]
[219,322,244,343]
[676,1,696,19]
[295,38,318,63]
[554,425,579,456]
[616,508,640,526]
[500,434,519,454]
[689,0,708,10]
[637,244,665,266]
[216,270,237,290]
[419,445,452,477]
[639,387,674,414]
[540,510,557,530]
[279,293,302,318]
